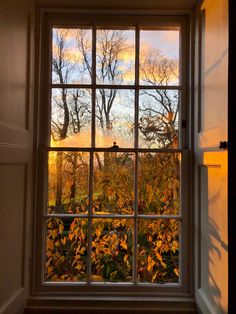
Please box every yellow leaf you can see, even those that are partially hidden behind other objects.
[120,240,128,250]
[51,274,58,281]
[152,270,158,282]
[156,240,162,248]
[76,246,86,255]
[92,241,98,248]
[91,275,103,282]
[59,224,64,234]
[55,240,61,247]
[74,228,79,238]
[61,237,66,245]
[110,271,117,280]
[156,252,163,262]
[174,268,179,277]
[147,255,155,273]
[51,229,58,239]
[68,232,74,241]
[60,256,65,263]
[47,239,54,250]
[171,240,179,253]
[95,228,101,238]
[124,254,128,262]
[75,262,83,271]
[148,235,152,242]
[47,266,54,274]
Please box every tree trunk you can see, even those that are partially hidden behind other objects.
[70,153,77,203]
[56,152,63,209]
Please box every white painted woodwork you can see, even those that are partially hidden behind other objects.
[194,0,228,313]
[37,0,198,11]
[0,0,35,313]
[199,0,228,149]
[0,0,230,312]
[0,165,25,308]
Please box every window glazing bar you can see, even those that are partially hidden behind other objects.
[44,214,182,220]
[46,146,186,153]
[51,83,182,90]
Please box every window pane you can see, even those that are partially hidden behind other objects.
[140,30,179,86]
[96,89,134,147]
[47,152,89,214]
[138,153,180,215]
[137,219,179,283]
[139,90,179,148]
[96,29,135,85]
[52,28,92,84]
[91,219,133,282]
[45,217,88,282]
[93,152,134,215]
[51,88,91,147]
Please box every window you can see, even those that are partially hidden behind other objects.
[35,12,190,295]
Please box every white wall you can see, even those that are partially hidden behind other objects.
[0,0,35,313]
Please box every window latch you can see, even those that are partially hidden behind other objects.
[219,141,228,150]
[111,141,119,149]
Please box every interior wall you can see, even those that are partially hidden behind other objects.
[0,0,35,313]
[194,0,228,313]
[36,0,197,10]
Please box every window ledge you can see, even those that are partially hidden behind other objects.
[25,296,197,313]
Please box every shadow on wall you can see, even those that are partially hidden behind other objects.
[199,157,228,313]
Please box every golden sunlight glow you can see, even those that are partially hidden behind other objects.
[203,151,227,175]
[50,128,134,148]
[51,131,91,148]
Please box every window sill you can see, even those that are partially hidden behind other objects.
[25,295,197,313]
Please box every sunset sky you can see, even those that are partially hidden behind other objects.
[51,28,180,148]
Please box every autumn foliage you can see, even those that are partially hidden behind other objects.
[46,152,180,283]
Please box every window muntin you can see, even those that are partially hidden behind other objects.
[40,15,189,290]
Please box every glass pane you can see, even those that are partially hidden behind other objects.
[138,153,180,215]
[45,217,88,282]
[96,29,135,85]
[52,28,92,84]
[138,219,179,283]
[139,90,179,148]
[93,152,134,215]
[91,219,133,282]
[47,152,89,214]
[96,89,134,147]
[140,30,179,86]
[51,88,91,147]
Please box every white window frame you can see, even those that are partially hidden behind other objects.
[32,8,193,300]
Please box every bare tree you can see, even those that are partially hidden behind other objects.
[139,50,179,148]
[74,30,130,134]
[51,28,179,209]
[52,29,91,208]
